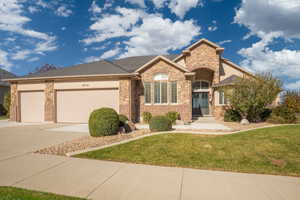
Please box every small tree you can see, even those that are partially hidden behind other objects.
[3,91,11,117]
[222,73,282,123]
[283,90,300,113]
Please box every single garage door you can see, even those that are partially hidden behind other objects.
[20,91,45,122]
[56,89,119,123]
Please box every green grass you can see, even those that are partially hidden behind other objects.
[76,125,300,177]
[0,115,8,120]
[0,187,85,200]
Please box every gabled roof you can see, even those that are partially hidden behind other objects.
[173,38,224,62]
[0,68,16,86]
[135,56,190,73]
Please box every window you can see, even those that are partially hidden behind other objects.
[219,91,228,105]
[170,81,177,103]
[144,82,151,104]
[154,73,168,81]
[154,82,168,104]
[192,81,210,91]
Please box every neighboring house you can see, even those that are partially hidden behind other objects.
[0,68,17,115]
[5,38,253,123]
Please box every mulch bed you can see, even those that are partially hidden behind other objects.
[36,129,150,156]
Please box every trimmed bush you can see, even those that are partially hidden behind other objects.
[224,109,242,122]
[267,106,296,124]
[89,108,120,137]
[259,108,272,121]
[165,111,180,124]
[149,116,172,132]
[142,112,152,124]
[118,114,128,127]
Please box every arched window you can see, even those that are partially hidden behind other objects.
[154,73,168,81]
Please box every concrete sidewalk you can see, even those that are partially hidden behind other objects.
[0,153,299,200]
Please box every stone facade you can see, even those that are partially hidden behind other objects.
[10,83,18,121]
[119,79,132,120]
[137,59,192,122]
[185,42,221,84]
[44,81,55,121]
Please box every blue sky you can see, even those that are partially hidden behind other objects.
[0,0,300,89]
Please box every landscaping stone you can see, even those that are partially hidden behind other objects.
[240,119,250,125]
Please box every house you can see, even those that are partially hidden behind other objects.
[4,38,252,123]
[0,68,16,115]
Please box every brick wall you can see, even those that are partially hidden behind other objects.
[138,59,192,122]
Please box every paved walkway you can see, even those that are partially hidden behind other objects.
[1,124,300,199]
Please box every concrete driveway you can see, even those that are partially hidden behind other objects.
[0,123,87,160]
[0,124,300,200]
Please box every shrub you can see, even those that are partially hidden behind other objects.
[283,90,300,113]
[142,112,152,124]
[89,108,120,137]
[224,109,241,122]
[259,108,272,121]
[149,116,172,132]
[3,92,10,117]
[267,106,296,124]
[165,111,180,124]
[118,114,128,127]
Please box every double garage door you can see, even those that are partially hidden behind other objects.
[20,89,119,123]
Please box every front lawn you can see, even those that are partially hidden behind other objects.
[0,115,8,120]
[0,187,85,200]
[76,125,300,177]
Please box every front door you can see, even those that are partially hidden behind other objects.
[192,92,209,116]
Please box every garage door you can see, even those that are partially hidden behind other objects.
[56,89,119,123]
[20,91,45,122]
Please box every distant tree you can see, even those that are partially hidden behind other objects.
[29,64,59,74]
[283,90,300,113]
[221,73,282,123]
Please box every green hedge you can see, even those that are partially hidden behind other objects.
[165,111,180,124]
[142,112,152,124]
[267,105,296,124]
[149,116,172,132]
[224,109,241,122]
[89,108,119,137]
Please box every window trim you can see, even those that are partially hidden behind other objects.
[219,91,228,105]
[170,81,178,104]
[144,82,152,105]
[154,81,168,105]
[192,80,210,92]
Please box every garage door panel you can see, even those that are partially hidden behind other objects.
[20,91,45,122]
[56,89,119,123]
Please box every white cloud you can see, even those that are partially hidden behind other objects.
[218,40,231,45]
[0,50,12,70]
[169,0,202,19]
[239,33,300,79]
[89,1,102,14]
[55,5,72,17]
[11,49,31,60]
[28,57,39,62]
[61,26,66,31]
[234,0,300,39]
[28,6,38,13]
[100,48,121,59]
[125,0,146,8]
[84,7,200,58]
[84,56,100,63]
[286,81,300,90]
[151,0,167,8]
[208,26,217,32]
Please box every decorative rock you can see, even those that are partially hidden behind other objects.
[118,127,126,134]
[240,119,250,125]
[127,121,136,132]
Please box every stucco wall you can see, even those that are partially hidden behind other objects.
[220,62,245,81]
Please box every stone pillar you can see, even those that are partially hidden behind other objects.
[45,81,55,122]
[119,79,132,120]
[10,83,18,121]
[181,78,192,122]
